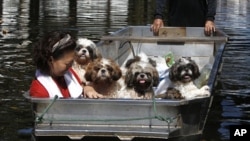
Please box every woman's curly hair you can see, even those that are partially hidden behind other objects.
[33,31,76,75]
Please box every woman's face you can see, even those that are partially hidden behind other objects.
[50,50,75,77]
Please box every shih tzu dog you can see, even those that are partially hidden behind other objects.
[84,58,122,98]
[163,57,210,100]
[72,38,101,83]
[117,53,159,99]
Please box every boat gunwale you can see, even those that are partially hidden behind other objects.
[23,92,209,106]
[101,26,228,43]
[101,36,228,43]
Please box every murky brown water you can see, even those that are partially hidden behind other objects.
[0,0,250,141]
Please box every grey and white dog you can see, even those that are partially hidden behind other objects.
[117,53,159,99]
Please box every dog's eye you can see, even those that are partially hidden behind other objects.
[178,66,185,71]
[145,72,151,76]
[187,64,194,69]
[75,46,81,51]
[107,66,113,72]
[135,72,140,76]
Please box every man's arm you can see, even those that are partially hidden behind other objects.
[206,0,217,21]
[154,0,167,20]
[151,0,167,35]
[205,0,217,35]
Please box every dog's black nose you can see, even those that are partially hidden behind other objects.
[140,74,145,78]
[82,50,87,53]
[101,69,106,73]
[184,67,190,71]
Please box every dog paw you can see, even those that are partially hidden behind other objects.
[200,85,210,96]
[201,85,210,90]
[165,87,184,99]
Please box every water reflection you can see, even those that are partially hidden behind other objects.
[0,0,250,141]
[202,0,250,141]
[216,0,250,29]
[76,0,128,39]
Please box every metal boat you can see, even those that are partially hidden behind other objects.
[24,26,228,141]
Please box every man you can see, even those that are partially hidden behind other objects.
[151,0,216,35]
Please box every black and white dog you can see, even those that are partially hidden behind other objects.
[165,57,210,99]
[72,38,101,83]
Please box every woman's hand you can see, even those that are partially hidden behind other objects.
[83,85,103,99]
[205,20,216,36]
[151,19,164,35]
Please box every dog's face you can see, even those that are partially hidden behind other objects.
[125,61,159,94]
[85,58,122,84]
[169,57,200,83]
[75,38,99,65]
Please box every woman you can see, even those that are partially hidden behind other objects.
[151,0,216,35]
[29,31,103,98]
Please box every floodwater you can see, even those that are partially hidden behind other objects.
[0,0,249,141]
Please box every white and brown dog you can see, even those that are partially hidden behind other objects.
[164,57,210,100]
[118,53,159,99]
[84,58,122,98]
[72,38,101,83]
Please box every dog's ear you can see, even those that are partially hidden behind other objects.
[84,64,93,82]
[169,64,178,82]
[86,47,98,61]
[111,64,122,81]
[152,69,160,87]
[125,69,134,87]
[125,56,140,68]
[148,58,157,67]
[191,60,200,79]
